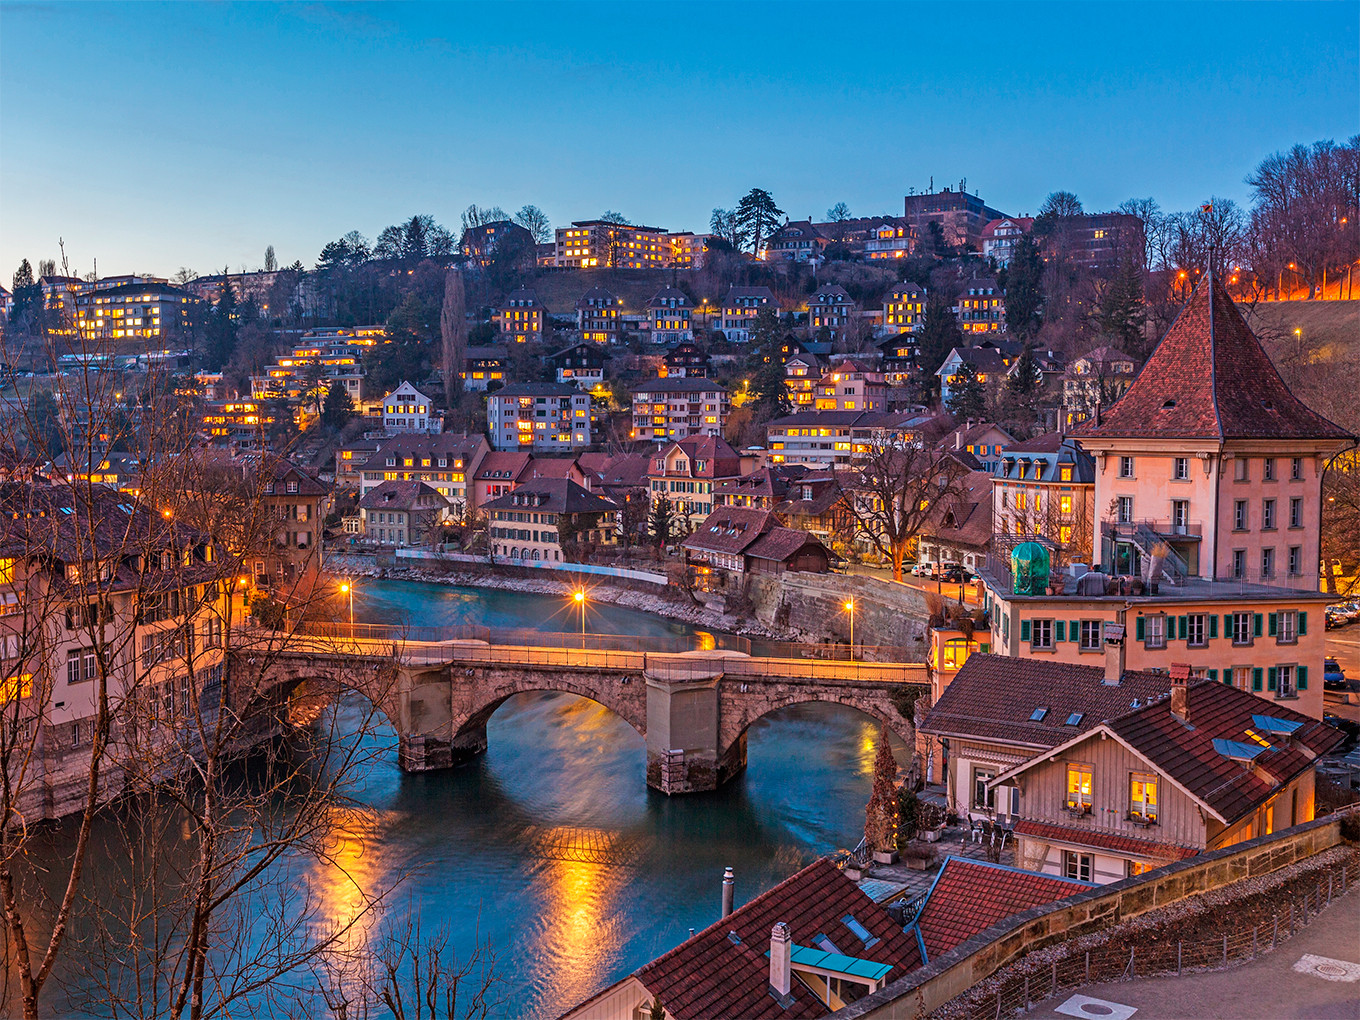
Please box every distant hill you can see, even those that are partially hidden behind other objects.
[1241,299,1360,434]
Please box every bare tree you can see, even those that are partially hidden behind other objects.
[838,432,970,582]
[512,205,552,245]
[440,271,467,407]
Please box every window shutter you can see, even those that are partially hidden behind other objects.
[1136,617,1146,641]
[1224,613,1233,637]
[1056,621,1066,643]
[1021,620,1031,642]
[1208,669,1218,681]
[1268,613,1277,637]
[1253,613,1263,637]
[1252,667,1263,691]
[1178,616,1188,640]
[1267,667,1277,691]
[1069,619,1080,641]
[1298,665,1308,690]
[1223,666,1233,685]
[1208,615,1218,639]
[1298,612,1307,636]
[980,643,990,654]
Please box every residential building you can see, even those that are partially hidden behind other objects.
[249,455,328,584]
[763,220,827,262]
[648,435,742,526]
[486,478,618,563]
[775,473,856,557]
[562,858,920,1020]
[576,286,623,344]
[1058,212,1146,274]
[807,284,857,340]
[1062,346,1138,427]
[498,287,547,343]
[917,470,994,575]
[938,421,1015,472]
[647,286,693,343]
[992,667,1342,883]
[487,384,592,451]
[250,332,371,404]
[812,359,886,412]
[765,411,940,470]
[577,451,651,541]
[356,433,488,514]
[955,277,1005,333]
[683,506,831,579]
[471,451,531,509]
[862,218,917,260]
[718,286,776,342]
[882,283,926,333]
[992,433,1096,569]
[380,381,442,435]
[554,221,668,268]
[545,342,606,388]
[460,220,534,268]
[903,188,1007,250]
[1072,274,1353,591]
[1008,347,1067,398]
[462,346,508,392]
[660,342,710,378]
[359,480,450,547]
[335,438,383,489]
[980,217,1035,266]
[74,280,198,344]
[666,231,710,269]
[630,378,729,443]
[937,347,1012,406]
[714,466,798,511]
[875,333,917,387]
[200,400,276,450]
[784,350,824,408]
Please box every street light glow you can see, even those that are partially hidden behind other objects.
[574,590,586,603]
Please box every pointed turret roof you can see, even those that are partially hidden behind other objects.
[1075,273,1352,441]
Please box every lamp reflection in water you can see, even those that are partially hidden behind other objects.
[304,804,393,963]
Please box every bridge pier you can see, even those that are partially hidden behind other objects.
[645,669,737,795]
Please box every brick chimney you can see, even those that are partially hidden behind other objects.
[1102,620,1126,685]
[1170,663,1191,721]
[721,867,735,919]
[769,922,792,998]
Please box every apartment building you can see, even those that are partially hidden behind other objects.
[380,381,442,435]
[359,480,450,547]
[1062,346,1138,427]
[647,435,742,526]
[250,331,373,403]
[765,411,938,470]
[576,286,623,344]
[630,378,729,443]
[955,277,1004,333]
[487,384,592,451]
[992,433,1096,567]
[486,479,618,563]
[647,286,692,343]
[980,217,1035,266]
[74,280,198,343]
[356,433,489,514]
[862,218,917,259]
[882,283,925,333]
[903,187,1007,250]
[812,360,886,412]
[554,221,668,268]
[807,284,857,339]
[545,342,606,388]
[498,286,547,342]
[717,286,776,342]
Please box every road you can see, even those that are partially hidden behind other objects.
[844,564,983,606]
[1325,624,1360,724]
[1029,885,1360,1020]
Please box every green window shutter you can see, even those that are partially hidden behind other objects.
[1021,620,1031,642]
[1209,614,1218,639]
[1252,667,1263,691]
[1298,612,1307,636]
[1178,616,1188,640]
[1056,621,1066,643]
[1268,613,1277,637]
[1267,667,1277,691]
[1223,666,1233,685]
[1136,617,1146,641]
[980,643,990,654]
[1070,619,1080,641]
[1224,613,1233,637]
[1253,613,1263,637]
[1208,669,1218,681]
[1298,665,1308,690]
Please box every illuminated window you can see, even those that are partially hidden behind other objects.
[1065,763,1093,812]
[1130,772,1158,822]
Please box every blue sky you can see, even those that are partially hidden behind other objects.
[1,1,1356,279]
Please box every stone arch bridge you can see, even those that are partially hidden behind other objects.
[244,630,928,794]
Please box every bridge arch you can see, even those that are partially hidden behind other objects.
[239,657,406,745]
[451,677,648,748]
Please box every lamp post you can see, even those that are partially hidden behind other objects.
[844,599,855,660]
[340,581,354,637]
[573,589,587,649]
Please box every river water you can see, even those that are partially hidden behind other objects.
[54,580,909,1018]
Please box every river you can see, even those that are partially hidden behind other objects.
[51,579,910,1018]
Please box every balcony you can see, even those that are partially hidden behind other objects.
[1102,518,1202,542]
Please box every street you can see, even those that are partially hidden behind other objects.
[1325,624,1360,725]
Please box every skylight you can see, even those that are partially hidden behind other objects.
[812,933,840,955]
[1251,714,1302,736]
[1030,707,1049,722]
[1065,712,1084,727]
[726,931,742,945]
[841,914,880,948]
[1213,738,1267,763]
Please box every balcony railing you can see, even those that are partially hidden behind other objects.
[1102,518,1203,541]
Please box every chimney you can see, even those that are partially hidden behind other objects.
[769,922,792,998]
[1103,620,1125,685]
[1170,663,1190,721]
[721,867,735,919]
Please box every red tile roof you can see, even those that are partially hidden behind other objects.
[1014,819,1201,862]
[634,859,922,1020]
[682,507,778,556]
[744,526,827,565]
[914,858,1092,962]
[1074,273,1353,441]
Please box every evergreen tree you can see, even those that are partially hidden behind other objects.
[1003,234,1045,340]
[1007,345,1039,399]
[946,362,987,420]
[734,188,784,255]
[746,308,791,422]
[321,381,354,429]
[1096,256,1147,356]
[916,290,964,377]
[648,493,677,549]
[202,272,240,370]
[864,726,898,853]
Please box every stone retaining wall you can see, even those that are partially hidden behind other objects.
[748,572,931,655]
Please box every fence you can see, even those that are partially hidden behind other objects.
[392,547,671,586]
[957,857,1356,1020]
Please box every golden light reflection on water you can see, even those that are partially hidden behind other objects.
[305,804,393,956]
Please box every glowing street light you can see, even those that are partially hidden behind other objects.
[573,589,587,648]
[844,599,855,660]
[339,580,354,635]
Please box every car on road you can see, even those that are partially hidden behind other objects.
[1322,712,1360,753]
[910,562,935,578]
[940,564,974,584]
[1324,659,1349,692]
[1326,601,1360,629]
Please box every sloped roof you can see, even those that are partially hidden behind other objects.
[578,451,650,490]
[1013,819,1200,862]
[659,435,742,477]
[920,654,1173,749]
[939,347,1009,377]
[634,858,921,1020]
[648,285,691,307]
[920,470,993,550]
[745,526,827,564]
[914,858,1092,962]
[632,377,725,395]
[482,477,616,514]
[473,451,531,481]
[682,507,778,556]
[358,479,447,511]
[360,434,487,472]
[1074,273,1352,441]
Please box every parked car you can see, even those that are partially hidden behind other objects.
[1324,659,1349,692]
[940,564,974,584]
[1322,712,1360,753]
[910,562,935,578]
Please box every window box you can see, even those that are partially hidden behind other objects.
[1126,813,1158,828]
[1063,805,1093,819]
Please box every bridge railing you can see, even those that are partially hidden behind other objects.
[283,620,919,663]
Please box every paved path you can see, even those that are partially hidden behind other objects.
[1029,885,1360,1020]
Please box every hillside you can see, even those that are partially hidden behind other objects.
[1241,299,1360,434]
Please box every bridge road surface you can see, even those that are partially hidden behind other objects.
[1028,884,1360,1020]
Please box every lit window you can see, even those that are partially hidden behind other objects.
[1130,772,1158,822]
[1065,763,1092,813]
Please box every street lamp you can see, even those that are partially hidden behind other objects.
[573,589,587,648]
[844,599,855,660]
[339,581,354,636]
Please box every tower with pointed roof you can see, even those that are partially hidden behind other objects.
[1074,274,1353,589]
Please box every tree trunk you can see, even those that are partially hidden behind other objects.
[440,270,467,407]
